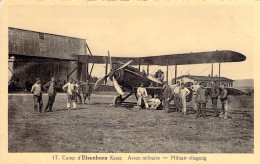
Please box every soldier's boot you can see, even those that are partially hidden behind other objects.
[224,111,228,119]
[48,103,54,112]
[44,105,49,113]
[213,108,219,117]
[44,108,48,113]
[193,108,197,114]
[196,109,200,118]
[202,110,206,118]
[219,111,224,118]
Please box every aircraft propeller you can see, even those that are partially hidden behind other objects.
[93,53,133,96]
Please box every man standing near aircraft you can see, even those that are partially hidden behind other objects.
[219,84,229,119]
[173,81,181,112]
[43,77,57,113]
[180,83,191,115]
[191,81,200,113]
[31,78,43,113]
[196,82,209,118]
[210,81,220,117]
[63,79,77,110]
[82,80,92,104]
[161,81,172,112]
[137,83,149,109]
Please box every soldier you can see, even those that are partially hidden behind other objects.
[161,81,172,112]
[43,77,57,113]
[155,69,164,82]
[31,78,43,113]
[191,81,200,113]
[196,82,209,118]
[148,94,161,110]
[219,84,229,119]
[63,79,77,110]
[57,80,63,92]
[82,80,92,104]
[173,81,181,112]
[180,83,191,115]
[210,81,220,117]
[75,81,82,104]
[137,83,149,109]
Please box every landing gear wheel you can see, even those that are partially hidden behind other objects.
[113,96,123,107]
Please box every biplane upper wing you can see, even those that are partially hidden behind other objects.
[77,50,246,65]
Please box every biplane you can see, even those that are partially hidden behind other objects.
[76,50,246,106]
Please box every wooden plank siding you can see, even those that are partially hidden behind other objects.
[8,27,87,89]
[9,27,86,60]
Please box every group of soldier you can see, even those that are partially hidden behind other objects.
[31,76,229,119]
[31,77,91,113]
[136,80,229,119]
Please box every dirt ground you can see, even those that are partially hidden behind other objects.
[8,93,254,153]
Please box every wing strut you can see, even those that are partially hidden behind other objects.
[174,64,177,84]
[219,63,221,86]
[138,58,141,72]
[211,63,214,81]
[166,57,169,84]
[105,53,108,84]
[147,64,149,75]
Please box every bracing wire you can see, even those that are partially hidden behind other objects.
[150,65,160,75]
[196,65,211,75]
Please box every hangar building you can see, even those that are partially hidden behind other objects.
[8,27,90,90]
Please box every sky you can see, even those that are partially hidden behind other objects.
[6,1,255,80]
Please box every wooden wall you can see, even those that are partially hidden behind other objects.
[8,28,86,60]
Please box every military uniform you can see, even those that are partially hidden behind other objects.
[161,83,172,112]
[191,84,200,111]
[43,80,57,112]
[196,87,209,118]
[31,79,43,113]
[75,83,82,104]
[82,82,92,104]
[63,82,77,110]
[173,85,181,112]
[219,88,229,119]
[210,84,220,117]
[180,87,190,114]
[148,98,161,110]
[137,86,149,109]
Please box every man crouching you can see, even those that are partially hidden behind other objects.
[148,94,161,110]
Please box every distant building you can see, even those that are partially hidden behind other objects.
[172,75,234,88]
